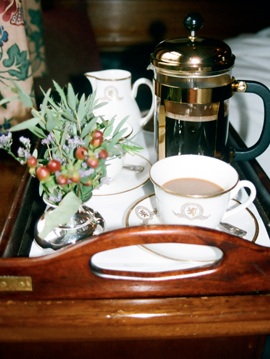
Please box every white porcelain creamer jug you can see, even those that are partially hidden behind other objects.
[85,69,154,136]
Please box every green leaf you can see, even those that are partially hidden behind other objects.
[84,94,95,114]
[77,94,87,123]
[112,116,129,135]
[9,117,40,132]
[45,109,57,131]
[51,127,61,145]
[60,125,69,147]
[121,143,143,155]
[30,126,47,138]
[108,128,127,148]
[56,106,76,122]
[40,89,52,117]
[42,176,57,191]
[31,108,43,122]
[103,117,116,138]
[87,92,94,104]
[93,101,108,110]
[81,117,97,138]
[39,182,44,197]
[53,80,68,107]
[32,148,38,157]
[39,191,82,239]
[44,92,58,110]
[67,83,77,109]
[79,185,93,203]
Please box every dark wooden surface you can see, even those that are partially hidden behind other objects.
[0,133,46,258]
[85,0,270,50]
[1,225,270,300]
[0,152,26,255]
[0,295,269,344]
[0,152,25,229]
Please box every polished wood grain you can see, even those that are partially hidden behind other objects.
[1,225,270,301]
[0,294,270,342]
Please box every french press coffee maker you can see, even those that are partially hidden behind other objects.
[149,13,270,162]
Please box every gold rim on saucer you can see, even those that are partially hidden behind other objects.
[125,194,259,242]
[93,154,151,196]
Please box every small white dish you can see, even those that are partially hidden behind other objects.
[93,153,151,196]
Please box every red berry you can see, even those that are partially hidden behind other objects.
[47,159,61,173]
[70,171,80,183]
[98,149,109,159]
[56,174,69,185]
[36,166,50,182]
[82,179,93,187]
[91,137,103,148]
[75,146,87,160]
[87,156,99,168]
[27,156,38,168]
[92,130,103,139]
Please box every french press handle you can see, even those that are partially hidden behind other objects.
[233,80,270,161]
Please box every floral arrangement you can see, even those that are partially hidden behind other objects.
[0,81,141,238]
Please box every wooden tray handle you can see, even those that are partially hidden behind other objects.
[0,225,270,300]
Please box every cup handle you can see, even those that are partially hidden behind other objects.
[222,180,256,220]
[132,78,155,127]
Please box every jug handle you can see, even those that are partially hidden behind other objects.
[132,78,155,128]
[233,80,270,161]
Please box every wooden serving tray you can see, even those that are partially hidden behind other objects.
[1,137,270,356]
[0,122,270,299]
[0,162,270,300]
[1,126,270,301]
[1,224,270,300]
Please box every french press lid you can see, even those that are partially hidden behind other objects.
[150,13,235,76]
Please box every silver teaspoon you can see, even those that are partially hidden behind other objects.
[219,222,247,238]
[123,164,144,173]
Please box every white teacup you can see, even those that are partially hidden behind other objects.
[150,155,256,229]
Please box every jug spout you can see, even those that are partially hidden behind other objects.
[84,71,99,91]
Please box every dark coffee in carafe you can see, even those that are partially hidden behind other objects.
[163,102,228,158]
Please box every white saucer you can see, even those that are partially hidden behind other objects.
[93,153,151,196]
[95,193,258,268]
[126,194,259,242]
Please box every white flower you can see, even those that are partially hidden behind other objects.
[0,132,12,149]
